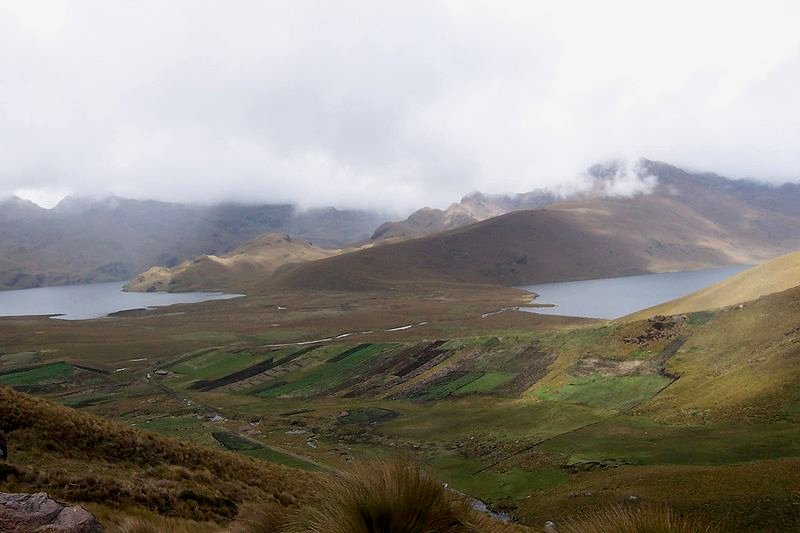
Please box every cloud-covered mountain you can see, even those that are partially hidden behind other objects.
[0,197,384,290]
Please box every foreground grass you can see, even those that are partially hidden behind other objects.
[0,385,319,523]
[237,460,512,533]
[559,504,721,533]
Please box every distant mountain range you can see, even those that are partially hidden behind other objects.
[5,159,800,292]
[0,196,385,290]
[267,160,800,293]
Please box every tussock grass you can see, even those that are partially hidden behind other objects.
[239,460,494,533]
[558,504,721,533]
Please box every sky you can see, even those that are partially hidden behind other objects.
[2,1,800,213]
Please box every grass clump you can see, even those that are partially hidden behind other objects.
[559,504,720,533]
[240,460,487,533]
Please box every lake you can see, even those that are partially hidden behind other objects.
[519,265,750,319]
[0,282,243,320]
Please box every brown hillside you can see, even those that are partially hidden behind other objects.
[268,191,800,293]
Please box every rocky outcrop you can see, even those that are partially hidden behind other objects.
[0,492,103,532]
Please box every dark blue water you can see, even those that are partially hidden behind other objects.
[0,282,243,320]
[519,265,750,319]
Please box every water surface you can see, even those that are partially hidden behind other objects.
[0,282,242,320]
[519,265,749,319]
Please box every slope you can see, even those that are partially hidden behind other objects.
[626,250,800,320]
[0,384,319,528]
[124,233,342,292]
[269,187,800,293]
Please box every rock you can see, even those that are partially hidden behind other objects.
[544,520,559,532]
[0,492,103,532]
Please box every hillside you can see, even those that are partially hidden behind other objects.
[625,250,800,320]
[269,183,800,292]
[0,196,384,290]
[0,384,319,530]
[124,233,342,292]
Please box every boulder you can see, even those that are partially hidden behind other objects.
[0,492,103,532]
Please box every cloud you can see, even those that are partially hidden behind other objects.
[1,1,800,212]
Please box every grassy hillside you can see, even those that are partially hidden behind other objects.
[626,250,800,320]
[124,233,342,292]
[0,384,320,529]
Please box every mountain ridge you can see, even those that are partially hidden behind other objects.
[266,162,800,293]
[0,197,385,290]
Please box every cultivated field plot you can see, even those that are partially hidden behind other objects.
[159,338,575,402]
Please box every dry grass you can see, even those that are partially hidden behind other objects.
[238,460,498,533]
[0,385,318,523]
[558,504,721,533]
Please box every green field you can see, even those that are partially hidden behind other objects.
[212,430,322,471]
[169,349,274,379]
[430,453,568,503]
[0,362,73,386]
[537,416,800,466]
[454,371,516,394]
[256,343,393,398]
[534,374,672,410]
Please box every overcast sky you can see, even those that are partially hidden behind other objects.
[2,1,800,212]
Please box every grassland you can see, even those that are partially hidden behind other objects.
[0,361,73,386]
[1,281,799,531]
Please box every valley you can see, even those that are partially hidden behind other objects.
[6,5,800,530]
[3,161,800,532]
[2,257,800,530]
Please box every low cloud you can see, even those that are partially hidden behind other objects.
[593,160,659,198]
[2,1,800,212]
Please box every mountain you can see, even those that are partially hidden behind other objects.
[0,196,385,290]
[370,189,558,242]
[269,161,800,293]
[371,159,800,243]
[625,250,800,321]
[124,233,343,292]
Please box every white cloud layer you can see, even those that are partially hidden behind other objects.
[2,1,800,212]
